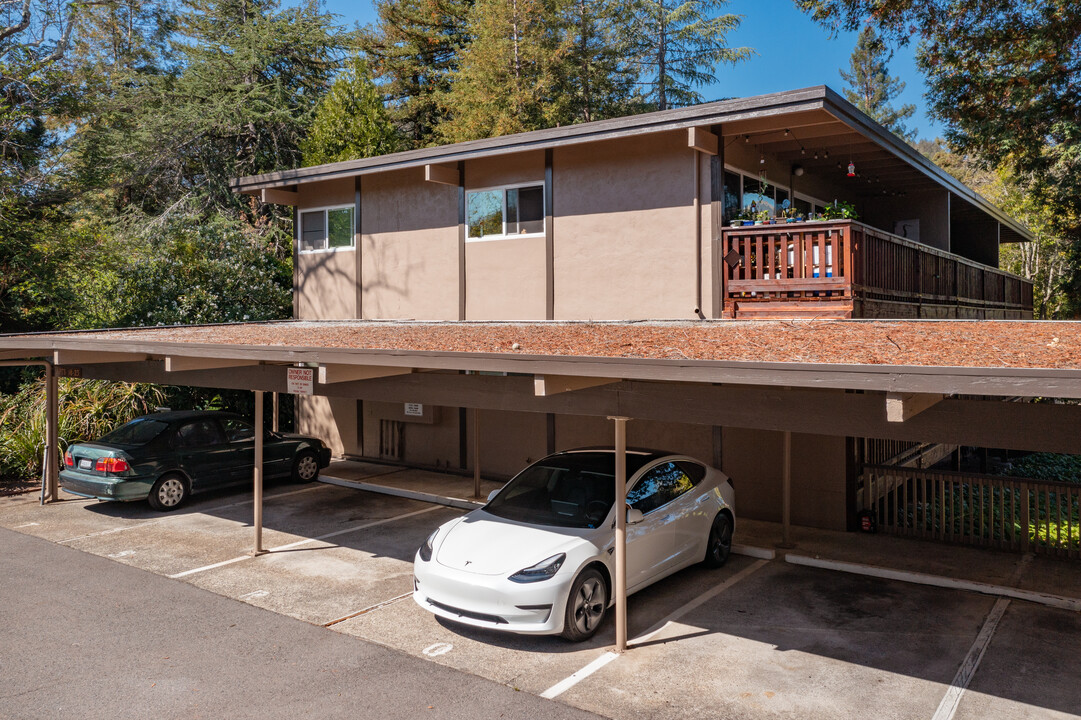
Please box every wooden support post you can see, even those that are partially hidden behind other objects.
[1020,482,1031,553]
[272,391,280,433]
[610,415,630,653]
[780,430,793,548]
[472,408,481,500]
[45,366,59,503]
[252,391,267,556]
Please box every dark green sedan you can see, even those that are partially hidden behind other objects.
[60,410,332,511]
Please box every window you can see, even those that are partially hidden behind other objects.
[221,418,255,443]
[299,205,354,252]
[723,171,741,222]
[175,420,225,449]
[627,462,697,514]
[741,176,775,215]
[467,184,544,240]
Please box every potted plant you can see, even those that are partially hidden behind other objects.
[818,200,859,221]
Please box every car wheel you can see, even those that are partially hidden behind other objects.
[148,474,188,512]
[561,567,608,642]
[291,451,320,483]
[703,512,733,568]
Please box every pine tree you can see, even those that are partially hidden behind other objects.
[554,0,640,123]
[839,26,916,140]
[301,58,401,166]
[361,0,472,148]
[627,0,751,111]
[439,0,563,143]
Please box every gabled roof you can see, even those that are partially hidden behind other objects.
[229,86,1031,242]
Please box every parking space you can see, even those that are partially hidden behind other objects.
[3,465,1080,720]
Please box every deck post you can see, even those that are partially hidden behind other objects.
[252,390,267,556]
[271,391,280,433]
[610,415,630,652]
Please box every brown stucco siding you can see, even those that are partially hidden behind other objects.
[465,237,546,320]
[552,132,699,320]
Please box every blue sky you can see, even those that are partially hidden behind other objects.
[316,0,942,140]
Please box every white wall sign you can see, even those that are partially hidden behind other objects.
[404,402,424,417]
[287,367,314,395]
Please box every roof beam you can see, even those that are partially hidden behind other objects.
[165,356,260,373]
[261,188,298,206]
[687,127,718,154]
[54,350,148,365]
[317,364,413,384]
[0,349,44,360]
[886,392,945,423]
[534,375,618,396]
[723,111,837,139]
[424,163,459,187]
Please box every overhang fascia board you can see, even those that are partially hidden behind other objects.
[165,356,261,373]
[886,392,945,423]
[228,87,830,193]
[0,349,46,360]
[13,335,1081,400]
[819,86,1033,241]
[54,350,148,365]
[534,375,619,396]
[317,364,413,384]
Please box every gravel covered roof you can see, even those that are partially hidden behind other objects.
[28,319,1081,370]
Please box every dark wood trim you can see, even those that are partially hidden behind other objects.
[712,425,723,469]
[844,434,858,531]
[292,206,299,319]
[710,125,724,319]
[357,398,365,456]
[545,148,554,320]
[354,176,363,319]
[458,161,466,321]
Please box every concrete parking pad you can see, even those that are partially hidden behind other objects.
[558,562,997,720]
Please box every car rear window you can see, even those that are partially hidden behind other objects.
[99,418,169,446]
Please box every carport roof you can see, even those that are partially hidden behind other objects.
[3,319,1081,398]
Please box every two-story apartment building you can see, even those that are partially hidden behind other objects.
[222,86,1034,533]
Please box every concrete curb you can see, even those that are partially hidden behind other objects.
[785,553,1081,613]
[733,544,776,560]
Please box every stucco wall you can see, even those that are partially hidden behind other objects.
[361,400,461,469]
[295,178,357,320]
[468,409,549,478]
[296,395,358,456]
[360,168,459,320]
[465,237,546,320]
[721,428,847,531]
[553,131,699,320]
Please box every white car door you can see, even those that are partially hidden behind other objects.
[625,462,685,589]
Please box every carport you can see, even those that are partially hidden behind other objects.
[2,318,1080,652]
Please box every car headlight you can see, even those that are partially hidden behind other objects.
[508,553,566,583]
[418,529,438,562]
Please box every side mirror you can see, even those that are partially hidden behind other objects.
[486,489,500,503]
[626,507,644,524]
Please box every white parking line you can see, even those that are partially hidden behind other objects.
[168,505,443,579]
[930,598,1010,720]
[540,558,770,700]
[57,484,330,544]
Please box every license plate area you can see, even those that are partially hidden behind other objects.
[78,458,92,470]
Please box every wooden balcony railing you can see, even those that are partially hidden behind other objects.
[716,220,1034,319]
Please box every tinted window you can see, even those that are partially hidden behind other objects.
[221,418,255,443]
[300,210,325,251]
[99,418,169,446]
[175,419,225,448]
[676,461,706,485]
[508,185,544,234]
[723,171,741,221]
[627,462,696,514]
[467,190,502,238]
[486,452,654,529]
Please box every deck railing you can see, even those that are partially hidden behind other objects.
[861,464,1081,559]
[717,220,1033,318]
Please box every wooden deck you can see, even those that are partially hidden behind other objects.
[716,220,1034,320]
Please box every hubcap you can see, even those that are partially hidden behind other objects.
[711,519,732,560]
[159,478,184,506]
[297,455,318,480]
[573,577,606,633]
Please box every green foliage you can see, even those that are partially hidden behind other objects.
[0,377,165,481]
[839,26,915,140]
[301,57,402,165]
[361,0,473,148]
[818,200,858,220]
[439,0,565,142]
[999,453,1081,485]
[626,0,752,110]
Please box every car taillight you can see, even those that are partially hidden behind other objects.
[95,457,129,473]
[64,450,74,467]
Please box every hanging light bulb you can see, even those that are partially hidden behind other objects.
[760,153,766,165]
[744,135,750,143]
[800,146,806,156]
[784,128,790,137]
[847,161,856,177]
[813,150,819,160]
[823,150,830,159]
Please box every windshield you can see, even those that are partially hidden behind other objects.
[98,418,170,446]
[485,452,652,529]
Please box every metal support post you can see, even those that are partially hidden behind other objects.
[471,408,481,499]
[252,391,267,556]
[610,415,630,652]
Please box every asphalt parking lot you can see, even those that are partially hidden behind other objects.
[3,462,1080,720]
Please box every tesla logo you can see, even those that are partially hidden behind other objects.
[464,560,472,566]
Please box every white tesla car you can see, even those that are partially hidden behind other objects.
[413,448,735,641]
